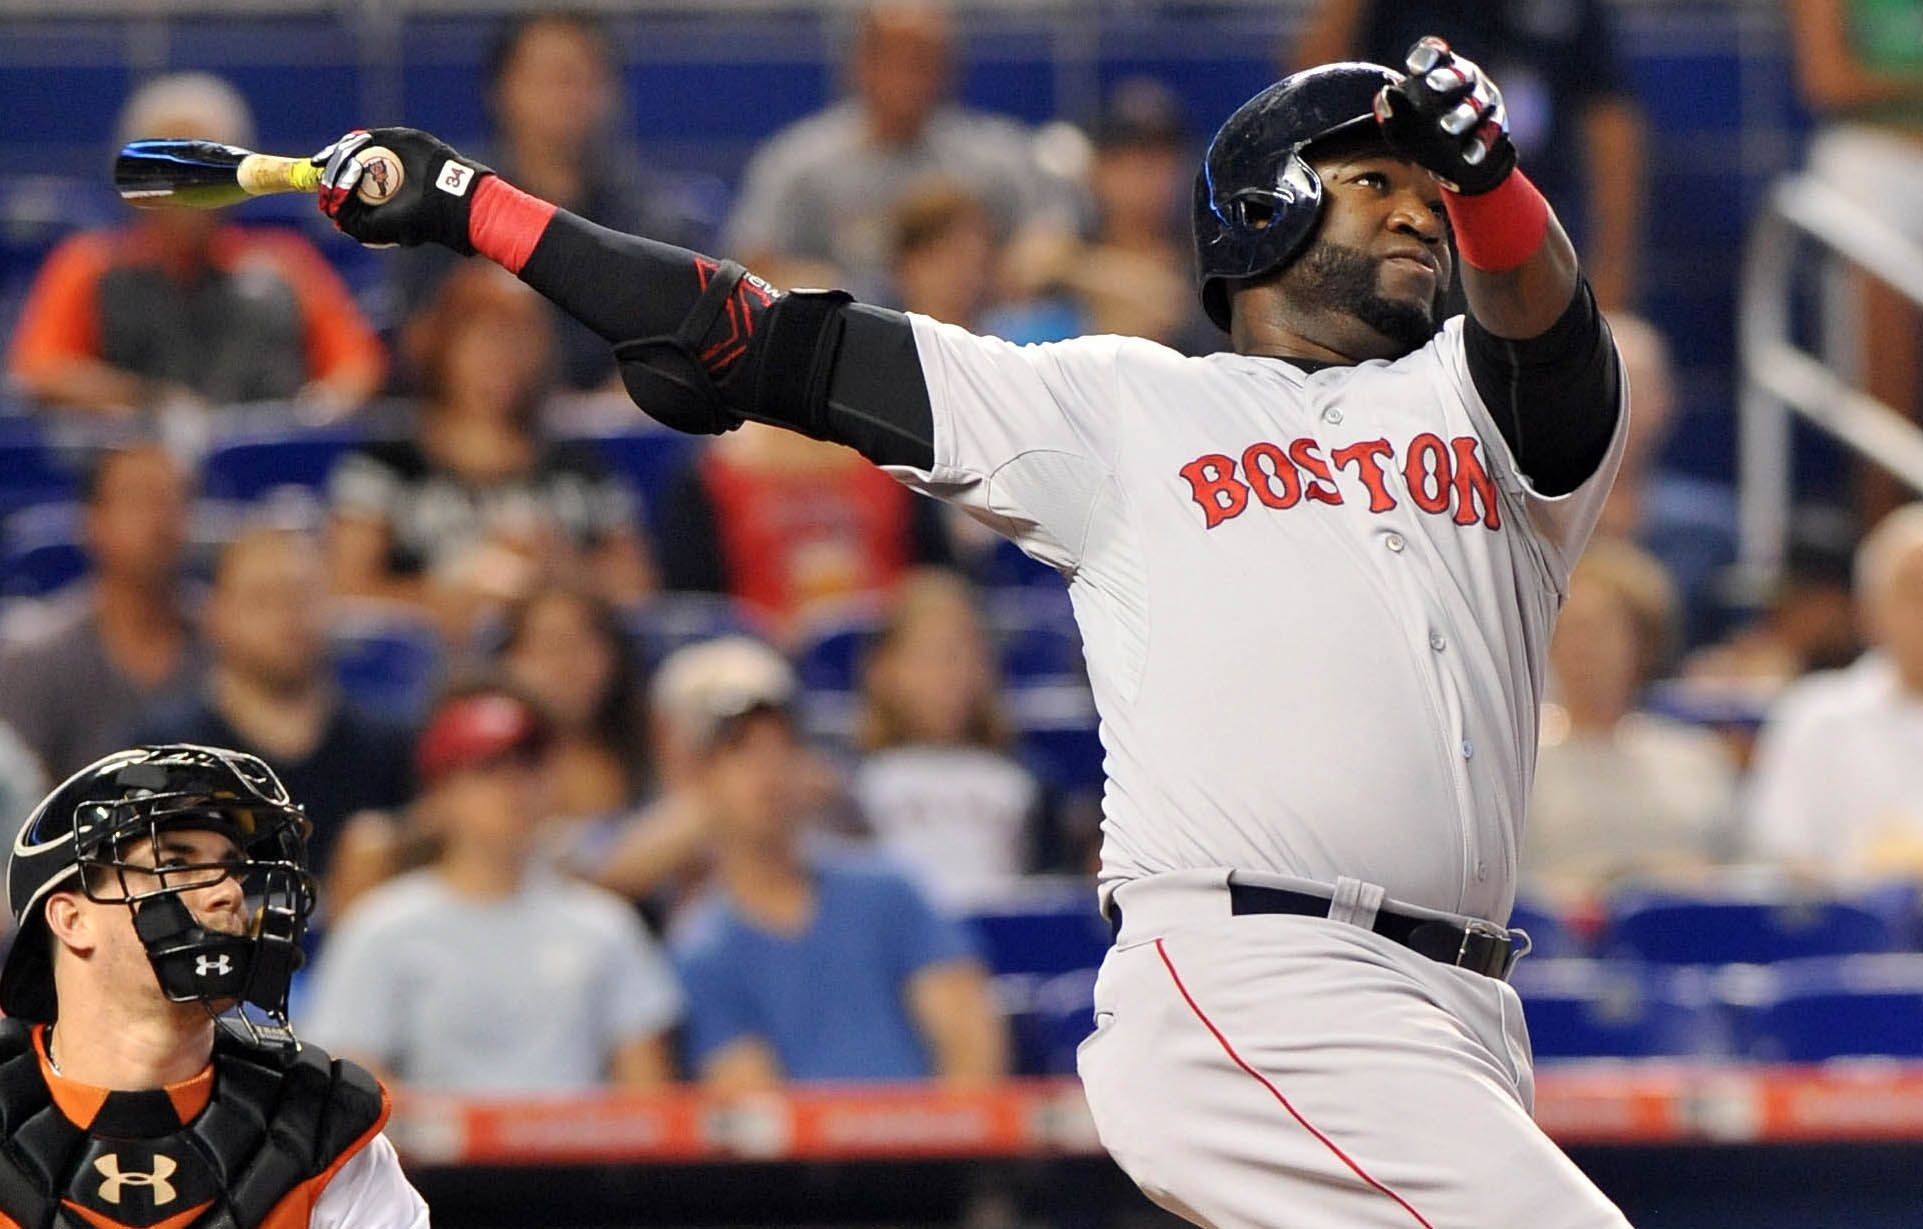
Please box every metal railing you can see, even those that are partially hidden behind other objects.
[1738,174,1923,586]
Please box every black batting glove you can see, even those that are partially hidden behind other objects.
[1373,37,1516,196]
[315,127,493,254]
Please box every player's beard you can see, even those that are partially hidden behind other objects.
[1294,238,1442,354]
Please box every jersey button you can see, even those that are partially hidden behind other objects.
[1385,533,1406,553]
[1323,407,1344,425]
[1475,859,1488,881]
[1460,739,1474,760]
[1429,632,1447,652]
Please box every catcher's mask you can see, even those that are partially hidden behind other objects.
[0,744,315,1049]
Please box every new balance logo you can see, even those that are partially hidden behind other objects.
[95,1154,178,1206]
[195,954,233,978]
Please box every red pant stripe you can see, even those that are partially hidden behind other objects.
[1153,938,1437,1229]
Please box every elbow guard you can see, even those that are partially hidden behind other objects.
[612,262,933,467]
[610,259,766,436]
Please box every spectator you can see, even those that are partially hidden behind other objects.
[6,73,383,417]
[1003,77,1213,352]
[328,263,653,640]
[137,526,412,894]
[852,570,1042,909]
[1683,516,1862,698]
[1527,540,1736,905]
[302,685,682,1092]
[589,636,826,914]
[496,584,650,863]
[1747,504,1923,880]
[722,0,1076,301]
[0,445,205,778]
[389,13,704,392]
[668,646,1006,1089]
[1294,0,1646,310]
[653,422,951,640]
[1788,0,1923,523]
[890,182,1000,329]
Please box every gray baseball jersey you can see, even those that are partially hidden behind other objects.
[888,313,1626,924]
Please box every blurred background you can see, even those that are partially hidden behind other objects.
[3,0,1923,1225]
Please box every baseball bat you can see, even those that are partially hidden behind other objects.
[113,139,401,210]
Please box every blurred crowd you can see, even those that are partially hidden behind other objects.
[0,0,1922,1092]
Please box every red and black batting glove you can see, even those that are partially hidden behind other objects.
[314,127,493,254]
[1372,37,1516,195]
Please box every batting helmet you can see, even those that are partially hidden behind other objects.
[0,744,314,1042]
[1193,61,1403,332]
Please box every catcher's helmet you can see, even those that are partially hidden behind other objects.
[0,745,314,1042]
[1193,61,1403,332]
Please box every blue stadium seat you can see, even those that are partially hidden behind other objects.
[571,429,702,525]
[201,430,370,503]
[0,437,82,518]
[623,593,761,670]
[965,882,1110,978]
[1601,886,1902,966]
[1506,894,1582,959]
[1,502,86,597]
[1726,954,1923,1061]
[1002,967,1101,1076]
[328,604,444,723]
[791,603,883,695]
[1512,959,1728,1060]
[973,536,1062,589]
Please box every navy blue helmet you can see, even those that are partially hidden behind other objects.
[1193,62,1403,331]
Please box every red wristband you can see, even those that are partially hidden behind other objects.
[1441,170,1549,273]
[468,177,557,274]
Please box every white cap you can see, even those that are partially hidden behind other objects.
[650,637,798,748]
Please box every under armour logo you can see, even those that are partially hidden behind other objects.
[194,954,233,978]
[95,1154,178,1206]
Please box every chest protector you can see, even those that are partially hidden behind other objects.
[0,1019,386,1229]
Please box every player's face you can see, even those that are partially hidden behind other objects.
[1296,151,1453,351]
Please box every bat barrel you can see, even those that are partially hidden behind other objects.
[114,139,317,209]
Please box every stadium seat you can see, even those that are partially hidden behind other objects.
[965,880,1110,978]
[0,437,82,518]
[1725,954,1923,1061]
[791,602,884,695]
[1511,958,1728,1060]
[1506,894,1582,959]
[328,603,444,723]
[1,502,86,596]
[973,536,1062,589]
[623,593,761,670]
[200,429,370,504]
[571,429,702,525]
[1600,885,1902,966]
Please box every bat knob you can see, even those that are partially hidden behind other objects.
[354,147,404,205]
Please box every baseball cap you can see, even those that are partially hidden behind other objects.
[414,689,552,788]
[650,637,797,750]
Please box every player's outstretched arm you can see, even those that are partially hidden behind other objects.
[314,128,937,471]
[1375,40,1621,498]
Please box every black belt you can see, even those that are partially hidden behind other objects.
[1110,882,1524,981]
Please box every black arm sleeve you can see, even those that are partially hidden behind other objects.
[515,209,935,470]
[1463,278,1621,498]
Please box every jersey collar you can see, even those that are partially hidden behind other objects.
[33,1023,215,1132]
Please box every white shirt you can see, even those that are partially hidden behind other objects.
[853,745,1041,909]
[312,1134,430,1228]
[1746,652,1923,874]
[889,316,1626,921]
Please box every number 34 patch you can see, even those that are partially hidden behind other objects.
[436,161,474,197]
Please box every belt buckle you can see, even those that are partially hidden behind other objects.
[1455,918,1512,972]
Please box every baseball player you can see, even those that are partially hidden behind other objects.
[316,37,1629,1228]
[0,744,429,1227]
